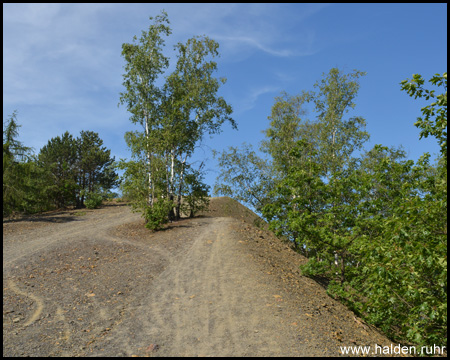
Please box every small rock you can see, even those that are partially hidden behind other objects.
[146,344,159,352]
[12,318,21,323]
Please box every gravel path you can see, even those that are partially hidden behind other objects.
[3,201,396,356]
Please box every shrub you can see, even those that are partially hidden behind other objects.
[144,199,173,230]
[85,192,103,209]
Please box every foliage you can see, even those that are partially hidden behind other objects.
[119,10,171,210]
[3,111,43,216]
[144,198,174,231]
[400,72,447,157]
[3,110,33,162]
[311,68,369,179]
[215,68,447,348]
[3,111,116,216]
[38,131,80,208]
[75,130,118,208]
[213,143,274,213]
[84,191,103,209]
[260,91,315,177]
[263,144,447,347]
[181,164,210,218]
[38,130,117,209]
[118,10,234,228]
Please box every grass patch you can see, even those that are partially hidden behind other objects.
[73,211,87,216]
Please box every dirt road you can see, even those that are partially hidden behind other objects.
[3,200,394,356]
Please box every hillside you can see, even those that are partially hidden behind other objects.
[202,197,397,351]
[4,197,401,356]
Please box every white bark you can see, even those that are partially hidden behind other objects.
[176,152,189,218]
[170,149,175,196]
[139,72,153,208]
[145,113,153,207]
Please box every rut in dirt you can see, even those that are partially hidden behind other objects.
[133,217,313,356]
[4,200,396,357]
[97,216,321,357]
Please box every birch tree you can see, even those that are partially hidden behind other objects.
[119,11,171,209]
[312,68,369,179]
[118,12,235,228]
[162,35,235,219]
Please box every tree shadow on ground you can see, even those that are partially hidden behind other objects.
[158,216,209,232]
[3,212,83,224]
[3,202,130,224]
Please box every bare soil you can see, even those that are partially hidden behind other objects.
[3,197,398,356]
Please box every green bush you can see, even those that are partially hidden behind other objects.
[84,192,103,209]
[144,199,173,230]
[181,171,210,218]
[181,189,210,218]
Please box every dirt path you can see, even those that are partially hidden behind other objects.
[3,204,138,270]
[119,217,316,356]
[3,201,395,356]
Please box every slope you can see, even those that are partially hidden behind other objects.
[3,198,398,356]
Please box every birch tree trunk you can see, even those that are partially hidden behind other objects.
[144,114,153,207]
[168,149,176,220]
[175,153,188,220]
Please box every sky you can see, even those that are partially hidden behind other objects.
[3,3,447,195]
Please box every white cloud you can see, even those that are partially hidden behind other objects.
[238,85,281,113]
[212,33,318,59]
[159,3,325,60]
[212,35,295,57]
[4,4,123,108]
[3,3,329,161]
[4,3,62,28]
[4,3,325,104]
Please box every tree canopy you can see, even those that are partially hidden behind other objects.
[118,10,235,229]
[214,69,447,348]
[3,111,117,216]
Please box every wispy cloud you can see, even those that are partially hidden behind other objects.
[238,85,281,113]
[211,35,296,58]
[212,30,318,59]
[3,3,329,158]
[162,3,326,60]
[4,4,119,105]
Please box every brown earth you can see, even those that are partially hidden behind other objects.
[3,197,402,357]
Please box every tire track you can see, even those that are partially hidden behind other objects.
[172,218,220,355]
[7,280,44,327]
[56,306,70,340]
[138,217,287,356]
[3,207,139,269]
[203,219,236,355]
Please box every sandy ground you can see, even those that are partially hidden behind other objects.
[3,199,399,356]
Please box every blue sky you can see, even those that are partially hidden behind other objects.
[3,3,447,194]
